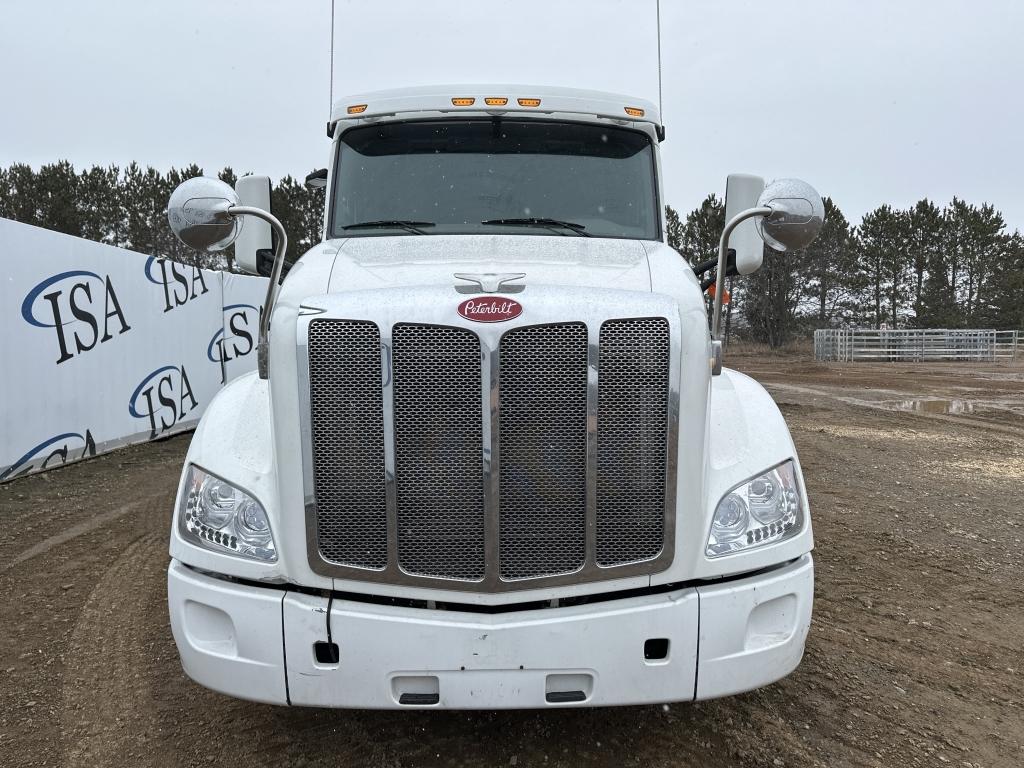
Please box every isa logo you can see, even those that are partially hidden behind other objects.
[129,364,199,439]
[208,304,261,365]
[1,430,96,482]
[21,270,132,364]
[145,257,210,312]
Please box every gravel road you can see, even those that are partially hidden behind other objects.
[2,356,1021,768]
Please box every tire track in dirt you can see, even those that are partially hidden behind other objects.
[56,531,397,768]
[3,500,150,573]
[60,532,168,766]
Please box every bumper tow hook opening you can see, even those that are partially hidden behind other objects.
[399,692,440,705]
[546,690,587,704]
[313,641,340,664]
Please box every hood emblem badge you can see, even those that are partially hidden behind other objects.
[458,297,523,323]
[454,272,526,294]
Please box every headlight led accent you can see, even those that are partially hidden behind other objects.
[706,460,803,557]
[180,465,277,562]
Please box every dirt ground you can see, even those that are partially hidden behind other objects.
[2,355,1022,768]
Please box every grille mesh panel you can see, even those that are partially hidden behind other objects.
[596,318,670,566]
[307,314,672,586]
[307,319,388,569]
[498,323,588,579]
[392,324,485,580]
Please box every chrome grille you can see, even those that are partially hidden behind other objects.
[596,318,670,566]
[307,319,387,569]
[498,323,588,579]
[304,306,675,591]
[392,324,485,580]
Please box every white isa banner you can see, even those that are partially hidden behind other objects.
[0,218,267,481]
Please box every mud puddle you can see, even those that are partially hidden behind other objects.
[883,397,977,415]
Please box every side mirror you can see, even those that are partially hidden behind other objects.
[724,174,766,275]
[756,179,825,252]
[709,177,825,353]
[305,168,328,189]
[233,175,273,276]
[166,176,289,380]
[166,177,241,252]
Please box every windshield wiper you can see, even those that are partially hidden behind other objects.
[342,220,435,235]
[480,217,591,236]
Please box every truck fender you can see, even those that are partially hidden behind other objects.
[696,367,814,578]
[169,372,285,582]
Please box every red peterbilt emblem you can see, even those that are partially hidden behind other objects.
[457,297,523,323]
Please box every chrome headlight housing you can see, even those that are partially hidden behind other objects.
[706,460,804,558]
[179,465,277,562]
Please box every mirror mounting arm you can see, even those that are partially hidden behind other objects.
[711,206,772,343]
[228,205,288,380]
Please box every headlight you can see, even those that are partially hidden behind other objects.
[706,460,804,558]
[179,466,277,562]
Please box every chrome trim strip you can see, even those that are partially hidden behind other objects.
[296,285,680,592]
[296,329,320,572]
[482,338,501,588]
[662,322,680,572]
[584,324,600,568]
[380,329,400,571]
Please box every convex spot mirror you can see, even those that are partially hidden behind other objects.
[167,177,241,252]
[756,178,825,252]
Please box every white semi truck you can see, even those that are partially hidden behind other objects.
[165,85,824,708]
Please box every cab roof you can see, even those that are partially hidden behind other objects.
[329,84,661,136]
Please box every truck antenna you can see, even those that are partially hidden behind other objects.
[329,0,336,117]
[655,0,663,119]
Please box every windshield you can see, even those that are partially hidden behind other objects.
[330,119,659,240]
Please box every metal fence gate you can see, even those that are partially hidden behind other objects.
[813,329,1020,362]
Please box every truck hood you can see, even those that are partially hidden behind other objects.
[324,235,652,293]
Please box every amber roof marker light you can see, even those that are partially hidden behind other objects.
[346,104,367,114]
[517,98,541,107]
[451,97,476,106]
[624,106,645,117]
[485,97,509,106]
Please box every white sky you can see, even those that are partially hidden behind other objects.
[1,0,1022,231]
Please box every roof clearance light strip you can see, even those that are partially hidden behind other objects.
[484,97,508,106]
[451,97,476,106]
[624,106,645,117]
[517,98,541,107]
[347,104,368,114]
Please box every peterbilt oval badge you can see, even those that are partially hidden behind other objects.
[457,297,523,323]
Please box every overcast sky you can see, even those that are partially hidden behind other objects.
[1,0,1022,231]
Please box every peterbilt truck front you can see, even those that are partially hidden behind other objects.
[164,85,821,709]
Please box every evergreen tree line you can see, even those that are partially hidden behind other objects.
[667,194,1024,346]
[1,162,1019,345]
[0,161,325,271]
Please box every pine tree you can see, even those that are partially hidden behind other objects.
[977,232,1024,329]
[907,199,944,324]
[36,161,83,237]
[858,205,911,328]
[0,164,41,225]
[78,165,123,246]
[803,197,859,326]
[960,201,1004,323]
[741,243,810,347]
[677,194,724,267]
[270,174,325,265]
[664,205,682,251]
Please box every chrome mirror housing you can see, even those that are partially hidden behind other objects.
[165,176,289,380]
[756,178,825,252]
[166,177,242,252]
